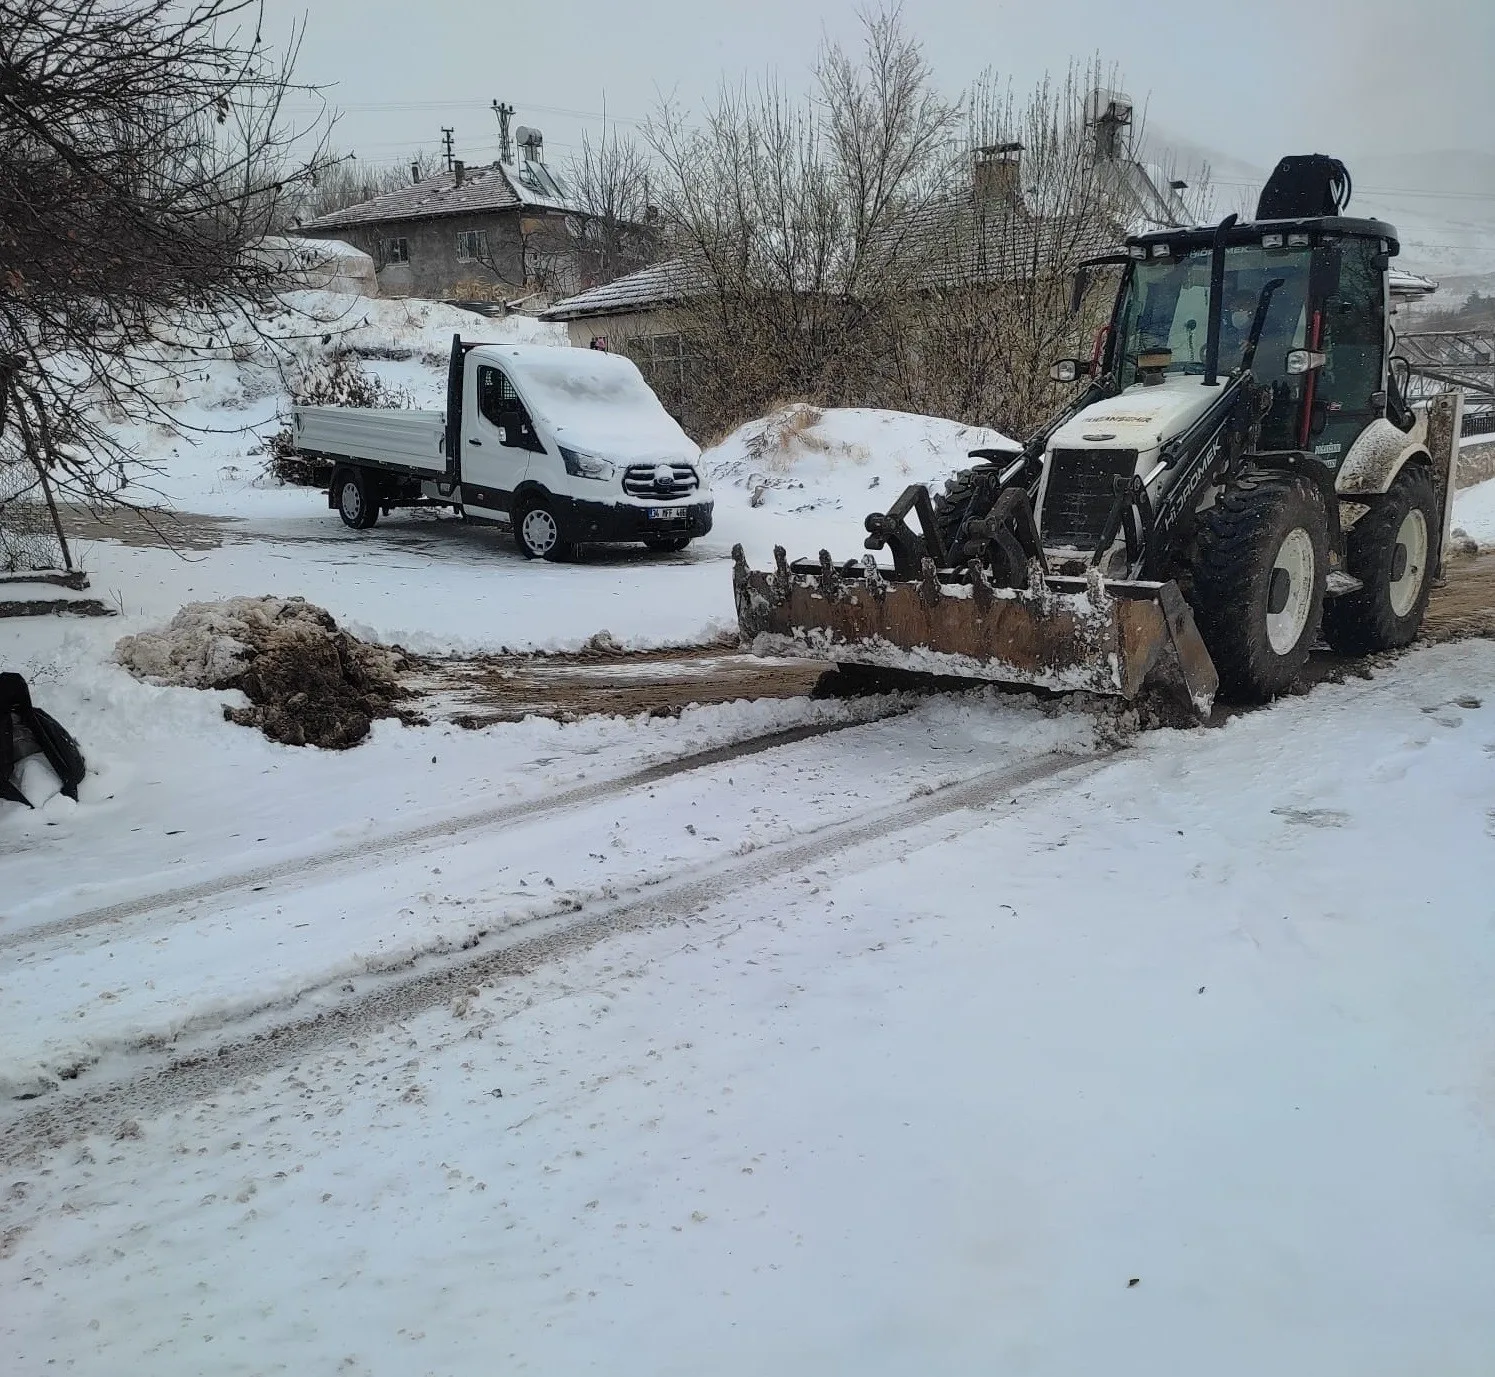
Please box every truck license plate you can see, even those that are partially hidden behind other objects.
[647,507,685,522]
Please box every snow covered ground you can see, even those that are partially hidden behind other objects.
[1455,474,1495,547]
[3,641,1493,1375]
[3,306,1495,1373]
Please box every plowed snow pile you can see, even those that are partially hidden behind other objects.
[115,596,410,748]
[706,403,1015,516]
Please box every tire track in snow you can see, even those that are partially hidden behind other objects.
[0,706,911,956]
[0,747,1112,1160]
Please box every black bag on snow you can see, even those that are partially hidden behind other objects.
[0,672,85,808]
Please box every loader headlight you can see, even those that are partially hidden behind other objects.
[1050,358,1092,383]
[559,446,615,481]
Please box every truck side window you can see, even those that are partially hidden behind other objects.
[476,365,541,450]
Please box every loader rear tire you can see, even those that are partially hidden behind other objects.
[1189,473,1327,702]
[1323,463,1436,654]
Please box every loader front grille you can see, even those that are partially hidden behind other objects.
[1041,449,1138,550]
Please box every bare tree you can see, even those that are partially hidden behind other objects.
[565,130,657,288]
[881,61,1146,436]
[646,5,959,432]
[647,18,1215,442]
[0,0,328,539]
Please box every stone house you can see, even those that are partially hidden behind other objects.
[299,154,599,304]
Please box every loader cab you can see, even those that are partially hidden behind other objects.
[1108,217,1398,465]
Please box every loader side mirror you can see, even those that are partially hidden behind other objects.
[1051,358,1092,383]
[1285,348,1326,375]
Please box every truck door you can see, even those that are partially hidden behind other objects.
[461,360,544,520]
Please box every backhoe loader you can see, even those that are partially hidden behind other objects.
[732,155,1462,718]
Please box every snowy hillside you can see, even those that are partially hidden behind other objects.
[1140,132,1495,299]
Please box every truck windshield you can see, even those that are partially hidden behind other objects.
[1114,244,1311,389]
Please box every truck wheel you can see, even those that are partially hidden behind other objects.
[1323,464,1436,654]
[1189,473,1327,702]
[514,497,572,561]
[644,535,691,553]
[334,468,379,530]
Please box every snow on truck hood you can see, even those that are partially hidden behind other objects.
[491,346,700,464]
[1049,375,1226,454]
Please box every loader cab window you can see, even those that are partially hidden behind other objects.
[476,364,543,452]
[1114,242,1312,446]
[1310,237,1386,458]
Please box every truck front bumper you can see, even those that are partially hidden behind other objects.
[554,498,714,544]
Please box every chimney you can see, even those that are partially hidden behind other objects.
[1084,89,1134,162]
[453,159,465,186]
[972,142,1023,206]
[410,161,420,184]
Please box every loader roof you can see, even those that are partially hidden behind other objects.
[1127,216,1400,257]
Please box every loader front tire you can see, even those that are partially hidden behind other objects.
[933,468,998,563]
[1189,473,1327,702]
[1323,463,1436,654]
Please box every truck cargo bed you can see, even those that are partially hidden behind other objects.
[292,406,448,477]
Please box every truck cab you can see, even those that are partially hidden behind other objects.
[451,343,713,559]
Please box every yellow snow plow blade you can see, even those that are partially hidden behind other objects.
[732,546,1219,719]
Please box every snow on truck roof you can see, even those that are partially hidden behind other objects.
[468,342,646,375]
[471,344,687,440]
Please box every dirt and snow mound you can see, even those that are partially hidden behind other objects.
[116,596,412,749]
[704,404,1017,517]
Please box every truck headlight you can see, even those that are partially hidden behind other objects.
[559,446,615,481]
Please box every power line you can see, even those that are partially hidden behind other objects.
[288,97,646,126]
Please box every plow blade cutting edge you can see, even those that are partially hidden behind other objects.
[732,545,1219,720]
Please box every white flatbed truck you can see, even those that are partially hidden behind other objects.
[291,337,713,559]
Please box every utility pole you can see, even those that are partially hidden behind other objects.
[491,100,514,163]
[441,127,455,172]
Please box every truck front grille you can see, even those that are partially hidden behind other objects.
[622,463,700,499]
[1041,449,1137,549]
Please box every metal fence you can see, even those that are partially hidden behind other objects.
[0,364,72,576]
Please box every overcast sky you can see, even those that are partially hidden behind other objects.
[266,0,1492,187]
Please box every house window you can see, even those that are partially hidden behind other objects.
[378,237,409,267]
[456,230,489,263]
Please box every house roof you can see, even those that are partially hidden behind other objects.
[542,197,1127,321]
[541,259,707,321]
[886,198,1120,291]
[302,160,579,232]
